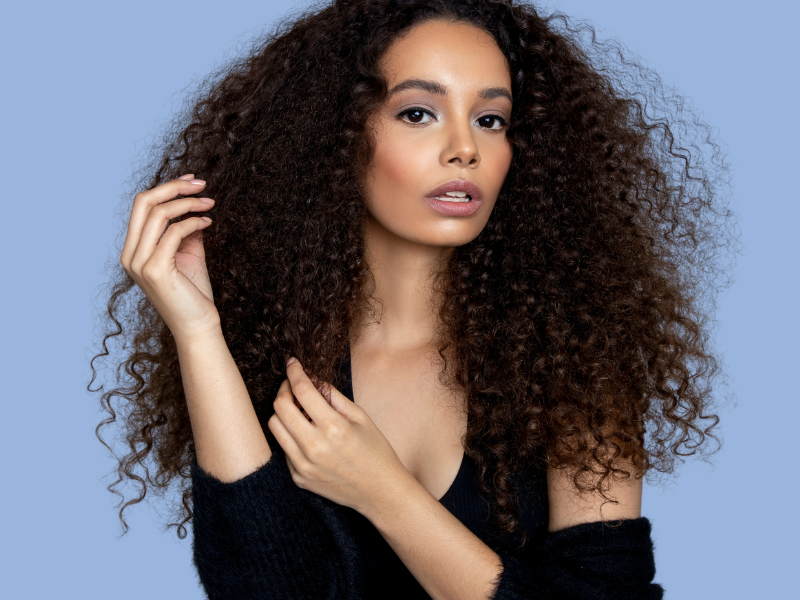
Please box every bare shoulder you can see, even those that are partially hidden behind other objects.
[547,453,643,532]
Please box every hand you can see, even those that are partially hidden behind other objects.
[267,357,410,515]
[119,174,220,342]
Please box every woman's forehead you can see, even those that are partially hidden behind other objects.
[379,20,511,94]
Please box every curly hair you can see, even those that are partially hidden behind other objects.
[88,0,738,546]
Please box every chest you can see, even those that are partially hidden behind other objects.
[348,346,468,502]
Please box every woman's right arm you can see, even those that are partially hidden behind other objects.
[119,177,361,598]
[119,174,271,481]
[176,329,272,482]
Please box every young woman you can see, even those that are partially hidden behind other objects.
[90,1,736,598]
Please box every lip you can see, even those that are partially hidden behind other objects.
[423,179,483,217]
[424,179,483,201]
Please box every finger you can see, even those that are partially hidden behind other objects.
[326,385,361,423]
[285,359,339,426]
[272,377,316,450]
[130,197,215,273]
[120,176,207,272]
[146,216,213,272]
[275,379,311,421]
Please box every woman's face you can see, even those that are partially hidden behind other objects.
[361,19,513,248]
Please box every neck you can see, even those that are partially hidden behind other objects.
[353,215,454,353]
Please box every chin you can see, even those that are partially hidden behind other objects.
[366,206,493,249]
[412,228,485,248]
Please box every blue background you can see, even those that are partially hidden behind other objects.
[1,0,795,597]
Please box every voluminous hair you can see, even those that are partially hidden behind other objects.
[89,0,738,547]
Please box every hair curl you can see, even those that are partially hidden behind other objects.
[88,0,738,547]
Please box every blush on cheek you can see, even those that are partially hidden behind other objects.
[370,140,424,213]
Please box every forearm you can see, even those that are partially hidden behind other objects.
[361,471,503,600]
[176,329,272,482]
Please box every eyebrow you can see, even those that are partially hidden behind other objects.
[386,78,513,103]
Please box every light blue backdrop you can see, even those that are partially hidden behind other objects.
[1,0,795,597]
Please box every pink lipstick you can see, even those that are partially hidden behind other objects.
[423,179,483,217]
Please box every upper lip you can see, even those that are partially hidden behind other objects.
[424,179,483,201]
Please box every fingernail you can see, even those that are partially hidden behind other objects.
[286,357,297,367]
[178,174,195,181]
[190,179,206,185]
[199,198,215,204]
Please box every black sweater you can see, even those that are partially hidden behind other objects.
[190,354,665,599]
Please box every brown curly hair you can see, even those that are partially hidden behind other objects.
[88,0,738,546]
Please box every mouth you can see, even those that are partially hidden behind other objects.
[423,179,484,217]
[424,179,483,202]
[431,192,473,202]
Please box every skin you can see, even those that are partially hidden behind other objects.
[121,18,642,600]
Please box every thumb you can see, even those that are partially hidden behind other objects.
[180,227,206,259]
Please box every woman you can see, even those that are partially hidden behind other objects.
[90,0,736,598]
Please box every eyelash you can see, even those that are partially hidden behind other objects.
[397,107,509,131]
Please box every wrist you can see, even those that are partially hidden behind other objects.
[359,467,424,526]
[173,321,225,351]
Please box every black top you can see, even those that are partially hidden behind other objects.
[189,349,665,599]
[336,349,550,597]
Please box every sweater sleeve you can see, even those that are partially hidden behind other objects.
[190,444,363,600]
[488,518,665,600]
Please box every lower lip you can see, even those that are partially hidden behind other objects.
[424,197,482,216]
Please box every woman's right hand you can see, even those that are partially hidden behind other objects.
[120,174,220,343]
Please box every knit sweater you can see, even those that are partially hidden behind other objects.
[190,356,665,599]
[191,444,663,599]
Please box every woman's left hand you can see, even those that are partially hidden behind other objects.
[267,357,410,515]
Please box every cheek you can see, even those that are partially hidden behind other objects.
[366,135,434,227]
[488,139,513,186]
[370,135,430,196]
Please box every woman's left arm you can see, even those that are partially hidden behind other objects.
[271,360,661,599]
[270,358,504,600]
[359,458,658,600]
[360,471,505,600]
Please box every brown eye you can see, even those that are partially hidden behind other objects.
[477,115,508,130]
[398,107,435,126]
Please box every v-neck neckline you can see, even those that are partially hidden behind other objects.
[341,340,467,503]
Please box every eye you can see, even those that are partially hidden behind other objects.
[476,114,509,131]
[398,107,436,126]
[397,108,509,131]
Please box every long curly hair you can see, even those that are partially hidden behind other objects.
[88,0,738,545]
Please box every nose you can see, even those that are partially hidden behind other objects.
[441,119,480,168]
